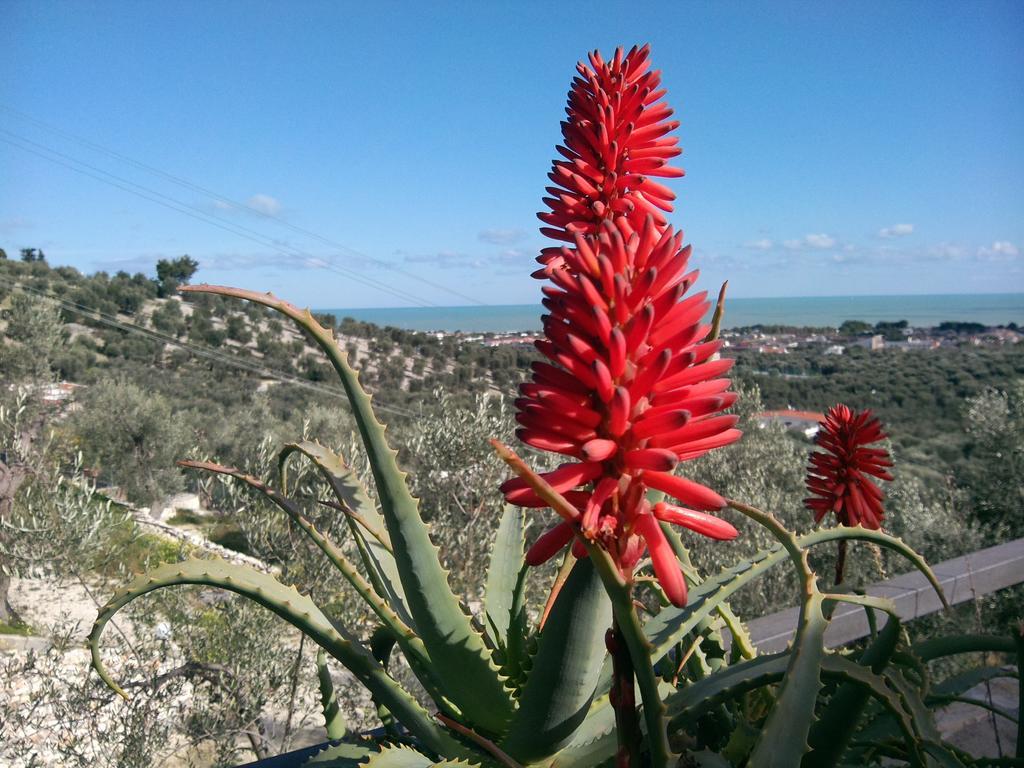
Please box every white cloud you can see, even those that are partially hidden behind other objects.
[804,233,836,249]
[743,238,773,250]
[478,228,526,245]
[878,223,914,238]
[783,234,836,250]
[927,242,968,261]
[246,194,282,216]
[978,240,1020,260]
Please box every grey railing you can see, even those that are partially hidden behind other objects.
[748,536,1024,653]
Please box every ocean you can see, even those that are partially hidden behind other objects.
[319,293,1024,334]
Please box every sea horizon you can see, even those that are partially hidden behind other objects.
[317,292,1024,334]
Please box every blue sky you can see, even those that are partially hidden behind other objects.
[2,1,1022,308]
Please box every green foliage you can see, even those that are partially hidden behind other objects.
[0,618,33,635]
[0,290,64,382]
[19,247,46,263]
[155,254,199,297]
[839,320,873,336]
[68,378,191,509]
[149,298,187,336]
[961,380,1024,533]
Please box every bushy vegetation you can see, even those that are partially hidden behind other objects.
[1,254,1021,766]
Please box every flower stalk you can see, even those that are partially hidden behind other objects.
[607,620,642,768]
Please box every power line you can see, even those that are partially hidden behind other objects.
[0,104,490,306]
[2,278,421,420]
[0,130,440,309]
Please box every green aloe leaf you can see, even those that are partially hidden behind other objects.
[279,440,412,628]
[501,557,611,763]
[913,634,1017,662]
[664,652,923,765]
[747,593,827,768]
[724,500,824,768]
[643,546,788,666]
[357,744,437,767]
[182,285,514,733]
[794,525,948,608]
[548,694,615,768]
[483,504,526,652]
[303,740,374,766]
[178,460,429,673]
[89,558,461,757]
[317,648,348,740]
[352,744,481,768]
[804,603,902,768]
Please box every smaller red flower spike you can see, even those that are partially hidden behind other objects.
[805,404,894,529]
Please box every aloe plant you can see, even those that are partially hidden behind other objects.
[89,44,1020,768]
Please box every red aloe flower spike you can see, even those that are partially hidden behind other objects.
[502,45,741,608]
[804,404,893,529]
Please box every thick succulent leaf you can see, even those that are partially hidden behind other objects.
[89,558,461,757]
[747,593,827,768]
[643,546,787,665]
[795,525,948,608]
[317,648,348,740]
[483,504,526,651]
[279,441,412,628]
[358,744,436,767]
[501,557,611,763]
[912,634,1017,662]
[178,460,429,673]
[931,665,1018,699]
[664,651,923,765]
[183,285,514,733]
[884,668,945,755]
[548,694,615,768]
[804,607,902,768]
[722,500,824,768]
[659,520,755,662]
[304,741,374,766]
[920,742,967,768]
[353,744,481,768]
[666,652,791,727]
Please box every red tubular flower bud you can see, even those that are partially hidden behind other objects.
[608,328,627,379]
[643,472,726,510]
[625,303,655,350]
[648,415,738,448]
[526,521,576,565]
[608,386,631,437]
[624,448,679,472]
[581,438,618,462]
[631,409,690,441]
[583,476,620,531]
[634,514,686,607]
[516,428,579,456]
[653,502,738,540]
[674,428,744,461]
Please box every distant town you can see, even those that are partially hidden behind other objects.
[471,318,1022,354]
